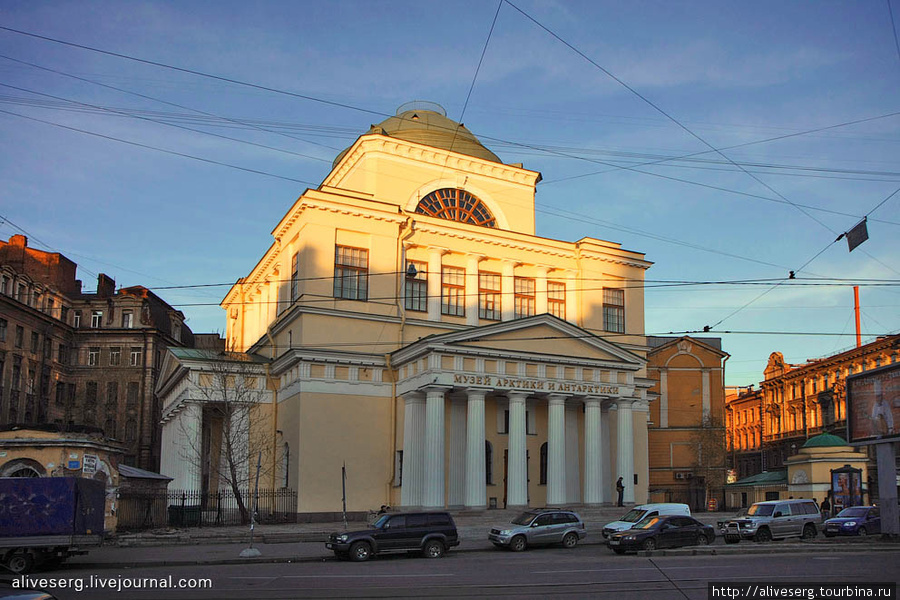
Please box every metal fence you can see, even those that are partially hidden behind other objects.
[116,488,297,530]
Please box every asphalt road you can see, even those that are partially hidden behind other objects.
[26,546,900,600]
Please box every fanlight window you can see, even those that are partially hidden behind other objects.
[415,188,496,228]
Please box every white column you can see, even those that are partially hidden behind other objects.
[448,395,467,508]
[616,398,635,504]
[501,261,516,321]
[659,368,669,428]
[182,403,203,491]
[565,403,581,504]
[583,397,603,505]
[601,402,611,501]
[535,266,548,315]
[427,248,445,322]
[464,388,487,510]
[506,391,528,507]
[423,386,448,508]
[401,392,425,508]
[547,394,567,506]
[465,255,482,326]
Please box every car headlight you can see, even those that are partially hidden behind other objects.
[336,534,349,542]
[499,530,511,536]
[843,521,856,527]
[624,535,635,541]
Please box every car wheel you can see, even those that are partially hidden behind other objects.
[697,533,712,545]
[423,540,445,559]
[6,552,34,574]
[858,527,867,537]
[562,532,579,549]
[754,528,772,543]
[510,535,527,552]
[349,541,372,562]
[612,548,626,555]
[801,524,817,540]
[642,538,657,552]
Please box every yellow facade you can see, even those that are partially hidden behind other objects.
[211,104,655,516]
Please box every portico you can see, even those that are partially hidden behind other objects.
[393,314,653,510]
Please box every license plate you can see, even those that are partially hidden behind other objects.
[609,540,620,546]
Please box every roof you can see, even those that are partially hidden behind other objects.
[801,432,849,448]
[726,470,787,487]
[168,348,270,364]
[646,335,724,352]
[333,102,501,167]
[118,464,173,480]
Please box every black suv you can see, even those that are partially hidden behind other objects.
[326,512,459,562]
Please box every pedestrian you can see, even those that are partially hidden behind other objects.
[616,476,625,507]
[820,496,831,520]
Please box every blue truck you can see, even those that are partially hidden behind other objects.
[0,477,105,573]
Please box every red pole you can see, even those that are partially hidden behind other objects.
[854,286,861,348]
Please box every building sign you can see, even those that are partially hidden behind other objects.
[452,373,620,396]
[846,362,900,445]
[82,454,98,475]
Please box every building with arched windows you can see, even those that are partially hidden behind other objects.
[159,102,656,517]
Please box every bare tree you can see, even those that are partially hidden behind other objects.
[690,415,728,507]
[178,353,275,525]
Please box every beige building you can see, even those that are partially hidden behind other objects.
[160,102,656,517]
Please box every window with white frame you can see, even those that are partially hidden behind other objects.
[441,266,465,316]
[109,347,121,366]
[602,288,625,333]
[88,347,100,366]
[91,310,102,328]
[130,347,142,366]
[547,281,566,319]
[122,310,133,328]
[333,245,368,301]
[478,272,501,320]
[290,252,300,302]
[514,277,535,319]
[404,261,427,312]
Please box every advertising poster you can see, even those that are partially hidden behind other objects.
[830,470,862,510]
[846,363,900,445]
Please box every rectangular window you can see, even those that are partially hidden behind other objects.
[122,310,133,329]
[46,298,54,316]
[43,338,52,360]
[130,347,142,366]
[514,277,535,319]
[548,281,566,319]
[126,381,139,407]
[404,261,427,312]
[0,318,6,342]
[106,381,118,407]
[60,305,68,323]
[109,347,121,366]
[11,356,21,392]
[58,344,68,365]
[16,283,27,303]
[478,272,501,320]
[333,245,368,301]
[441,266,465,316]
[73,311,81,328]
[91,310,102,328]
[86,381,98,403]
[603,288,625,333]
[291,252,300,302]
[30,332,39,354]
[88,347,100,366]
[15,326,23,348]
[0,276,7,295]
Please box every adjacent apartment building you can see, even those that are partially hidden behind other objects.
[0,234,193,470]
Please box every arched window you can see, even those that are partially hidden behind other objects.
[539,442,548,485]
[485,441,493,485]
[415,188,496,228]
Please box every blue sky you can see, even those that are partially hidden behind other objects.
[2,0,898,387]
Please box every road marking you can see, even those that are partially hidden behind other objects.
[281,574,454,579]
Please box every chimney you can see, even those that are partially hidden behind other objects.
[9,234,27,247]
[97,273,116,298]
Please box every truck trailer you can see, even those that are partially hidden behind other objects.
[0,477,105,573]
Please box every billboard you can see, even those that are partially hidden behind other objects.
[846,362,900,445]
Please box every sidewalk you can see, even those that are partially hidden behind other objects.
[64,508,897,569]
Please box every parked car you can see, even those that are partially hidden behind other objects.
[722,498,821,543]
[602,503,691,538]
[325,512,458,562]
[717,508,748,536]
[606,515,715,554]
[489,508,586,551]
[824,506,880,537]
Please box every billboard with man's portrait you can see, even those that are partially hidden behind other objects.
[846,362,900,445]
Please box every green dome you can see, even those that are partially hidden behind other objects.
[801,433,848,448]
[333,102,500,168]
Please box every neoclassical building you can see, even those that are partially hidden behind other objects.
[160,102,655,516]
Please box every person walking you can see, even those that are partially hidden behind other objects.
[820,496,831,520]
[616,476,625,507]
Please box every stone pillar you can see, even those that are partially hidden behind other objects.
[501,261,516,321]
[427,248,445,322]
[400,392,425,508]
[565,403,581,503]
[466,255,483,326]
[506,391,528,507]
[464,388,487,510]
[583,397,603,505]
[448,395,467,508]
[616,398,635,504]
[535,266,549,315]
[423,386,448,508]
[546,394,567,505]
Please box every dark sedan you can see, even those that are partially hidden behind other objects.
[824,506,880,537]
[607,515,715,554]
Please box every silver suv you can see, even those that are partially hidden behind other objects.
[488,508,586,552]
[723,499,821,543]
